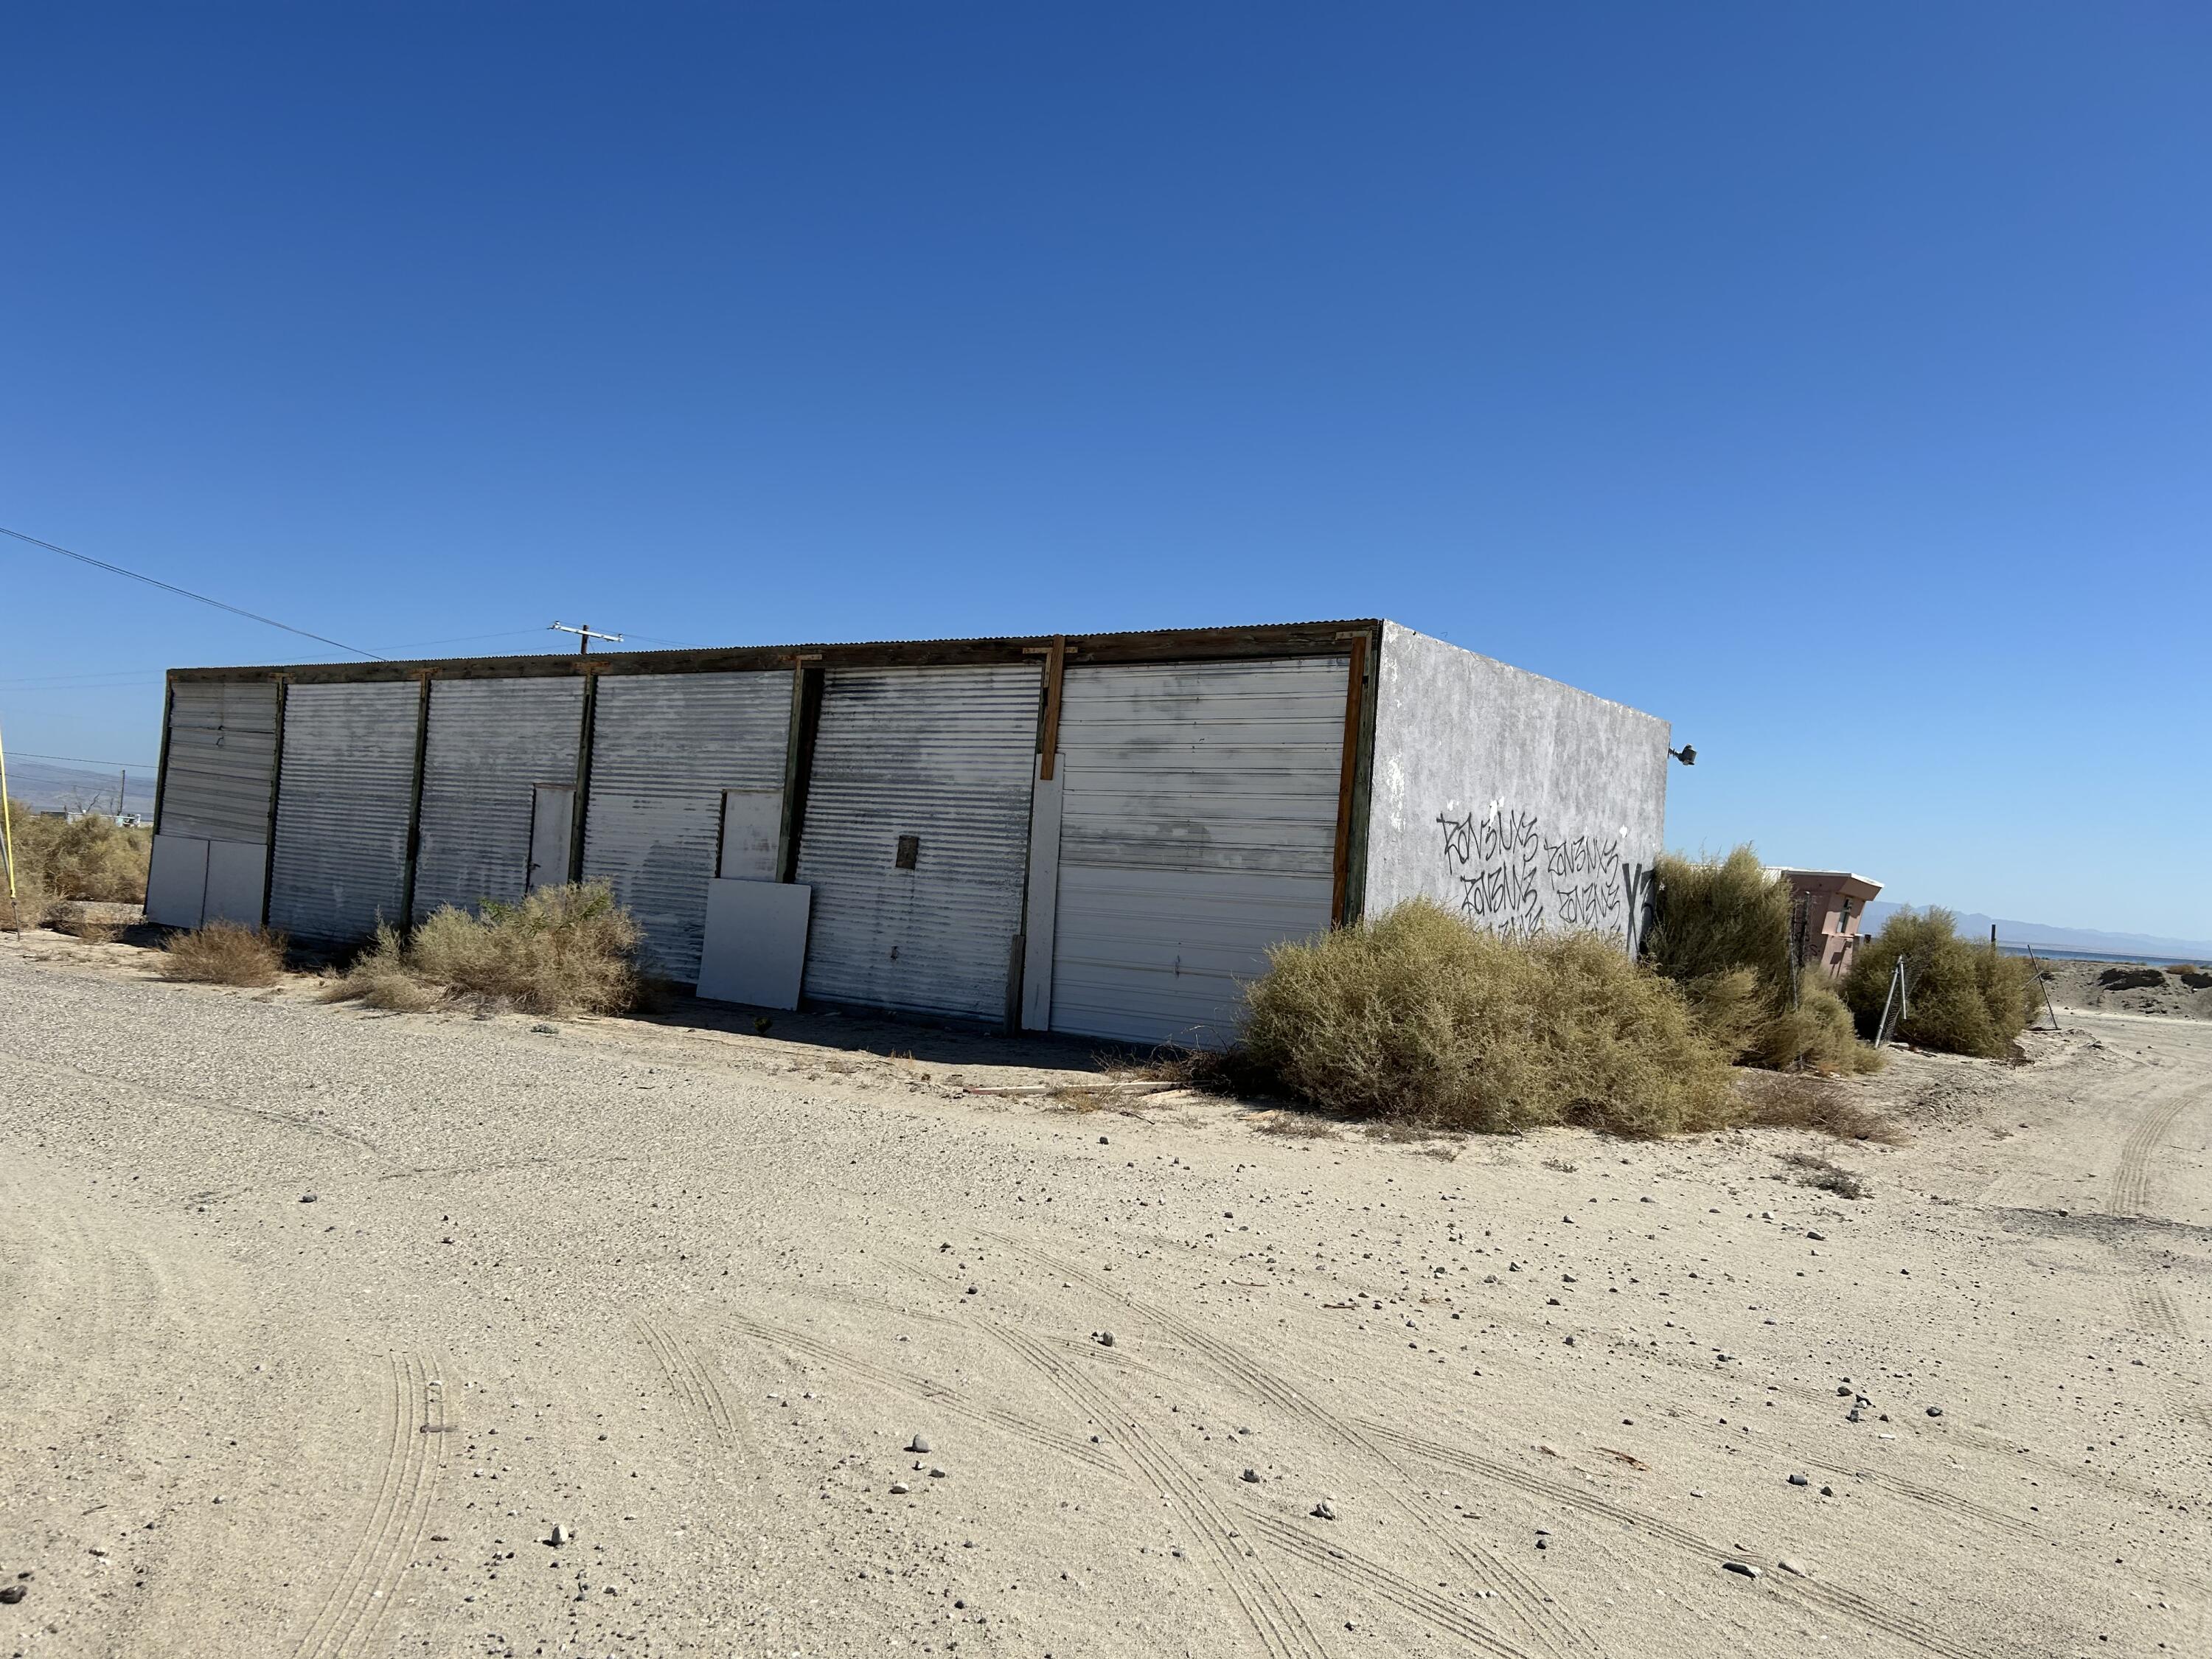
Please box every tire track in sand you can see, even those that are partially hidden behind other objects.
[709,1306,1118,1473]
[289,1354,451,1659]
[634,1317,757,1461]
[981,1319,1335,1659]
[1367,1422,1998,1659]
[2109,1090,2190,1217]
[987,1234,1593,1659]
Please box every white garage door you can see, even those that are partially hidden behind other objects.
[1046,657,1349,1047]
[795,664,1040,1020]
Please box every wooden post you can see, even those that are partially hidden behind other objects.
[400,674,434,931]
[776,657,825,884]
[568,667,598,884]
[1329,631,1369,926]
[260,678,288,927]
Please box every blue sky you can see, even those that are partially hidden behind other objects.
[5,4,2207,938]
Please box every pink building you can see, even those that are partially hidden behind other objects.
[1772,869,1883,980]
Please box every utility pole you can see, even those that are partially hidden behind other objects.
[549,622,625,656]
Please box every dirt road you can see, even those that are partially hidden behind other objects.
[2,947,2208,1658]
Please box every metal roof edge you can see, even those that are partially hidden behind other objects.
[165,618,1388,682]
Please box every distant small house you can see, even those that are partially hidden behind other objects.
[1771,869,1882,980]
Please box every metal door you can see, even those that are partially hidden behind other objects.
[580,671,793,983]
[267,681,421,944]
[413,678,585,919]
[1045,657,1349,1046]
[526,785,574,892]
[794,664,1040,1020]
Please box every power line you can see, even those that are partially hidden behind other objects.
[8,750,158,770]
[1,524,387,661]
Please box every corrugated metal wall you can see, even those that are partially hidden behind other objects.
[412,678,586,920]
[796,664,1040,1020]
[267,681,421,943]
[159,681,279,841]
[1048,657,1349,1046]
[581,671,793,984]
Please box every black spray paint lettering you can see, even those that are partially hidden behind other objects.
[1436,806,1650,952]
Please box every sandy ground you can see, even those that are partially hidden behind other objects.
[2036,958,2212,1022]
[2,937,2208,1659]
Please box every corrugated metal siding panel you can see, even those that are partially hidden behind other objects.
[796,664,1040,1020]
[1049,658,1348,1046]
[580,672,793,984]
[159,680,279,841]
[267,681,420,944]
[413,678,585,919]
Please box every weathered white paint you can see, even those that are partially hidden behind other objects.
[1046,658,1349,1047]
[268,681,420,943]
[203,838,268,925]
[796,664,1040,1020]
[697,878,812,1009]
[1362,622,1669,951]
[145,833,209,928]
[581,672,793,984]
[413,678,585,919]
[1018,754,1064,1030]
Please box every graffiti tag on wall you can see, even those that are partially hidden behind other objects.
[1436,806,1655,953]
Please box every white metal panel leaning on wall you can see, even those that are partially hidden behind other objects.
[795,664,1041,1021]
[1046,656,1349,1047]
[411,678,587,921]
[581,670,793,984]
[266,680,421,943]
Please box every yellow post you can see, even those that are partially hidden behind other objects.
[0,712,18,936]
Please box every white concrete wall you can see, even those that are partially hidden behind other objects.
[1362,622,1670,951]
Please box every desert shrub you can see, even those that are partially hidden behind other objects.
[1750,971,1885,1074]
[1239,900,1739,1138]
[319,924,447,1011]
[1842,908,2040,1057]
[1739,1071,1902,1143]
[1646,847,1792,989]
[161,919,287,987]
[1,798,150,904]
[1646,847,1882,1075]
[2096,966,2166,991]
[323,883,641,1016]
[2179,969,2212,991]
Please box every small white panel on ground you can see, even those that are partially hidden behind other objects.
[145,835,211,928]
[697,880,813,1010]
[202,839,268,926]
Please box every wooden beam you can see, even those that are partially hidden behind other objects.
[1036,635,1068,780]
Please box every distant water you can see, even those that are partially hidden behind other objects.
[1997,944,2205,966]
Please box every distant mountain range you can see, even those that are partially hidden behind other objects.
[4,758,144,817]
[1863,900,2212,964]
